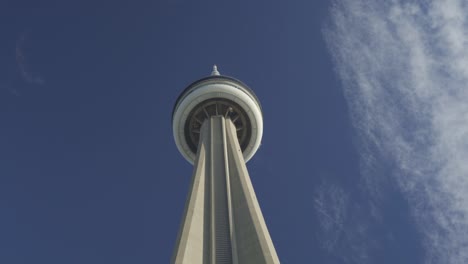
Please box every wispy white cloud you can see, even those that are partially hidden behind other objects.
[324,0,468,263]
[313,182,348,252]
[1,83,21,96]
[16,32,45,86]
[313,181,372,263]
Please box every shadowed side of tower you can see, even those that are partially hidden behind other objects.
[171,67,279,264]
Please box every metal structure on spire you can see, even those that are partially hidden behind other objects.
[171,67,279,264]
[211,64,220,76]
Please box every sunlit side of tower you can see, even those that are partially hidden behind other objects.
[171,66,279,264]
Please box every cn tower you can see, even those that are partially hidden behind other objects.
[171,66,280,264]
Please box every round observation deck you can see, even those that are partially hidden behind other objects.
[172,66,263,164]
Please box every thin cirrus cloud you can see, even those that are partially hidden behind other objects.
[313,182,349,252]
[16,32,45,86]
[324,0,468,263]
[2,32,45,96]
[313,179,373,263]
[0,83,20,96]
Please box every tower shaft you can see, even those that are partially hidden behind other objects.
[172,116,279,264]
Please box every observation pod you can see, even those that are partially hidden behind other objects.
[172,65,263,164]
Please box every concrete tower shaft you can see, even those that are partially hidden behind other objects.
[172,116,279,264]
[171,67,279,264]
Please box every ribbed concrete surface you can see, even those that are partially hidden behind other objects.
[172,116,279,264]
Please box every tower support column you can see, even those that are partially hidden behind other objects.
[172,116,279,264]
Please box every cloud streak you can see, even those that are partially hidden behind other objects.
[313,180,373,263]
[0,83,20,96]
[324,0,468,263]
[313,182,348,252]
[16,32,44,85]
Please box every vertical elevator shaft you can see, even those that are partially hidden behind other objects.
[209,116,233,263]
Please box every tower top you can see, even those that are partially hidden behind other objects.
[211,65,220,76]
[172,70,263,164]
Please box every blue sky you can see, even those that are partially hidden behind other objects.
[1,0,468,263]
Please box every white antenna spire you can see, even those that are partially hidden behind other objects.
[211,65,220,76]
